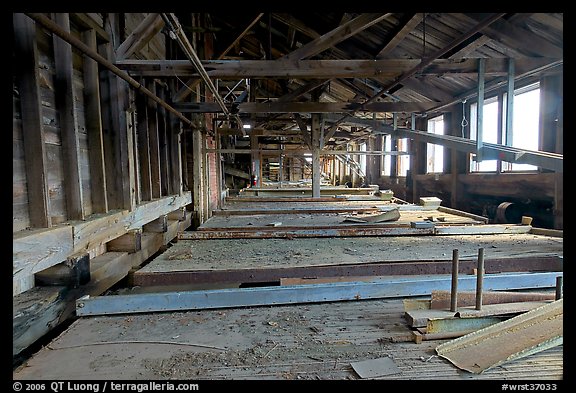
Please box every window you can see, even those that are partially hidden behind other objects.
[382,135,391,176]
[426,115,444,173]
[502,84,540,171]
[397,138,410,176]
[359,143,367,175]
[470,96,499,172]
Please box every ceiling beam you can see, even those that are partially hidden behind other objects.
[366,13,507,104]
[116,13,165,60]
[174,101,440,114]
[461,13,563,58]
[173,13,264,102]
[281,13,393,61]
[375,13,423,59]
[117,57,555,78]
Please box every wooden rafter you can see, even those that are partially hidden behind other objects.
[375,13,423,59]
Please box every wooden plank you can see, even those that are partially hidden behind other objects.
[35,252,90,287]
[430,290,556,310]
[117,58,556,78]
[116,13,164,60]
[157,85,170,196]
[435,299,563,374]
[437,206,489,223]
[311,113,321,198]
[81,29,108,213]
[75,272,559,317]
[70,13,109,42]
[282,13,392,61]
[13,226,74,290]
[145,79,162,199]
[107,229,142,253]
[376,13,422,58]
[406,300,554,328]
[143,215,168,233]
[135,91,152,201]
[530,227,563,238]
[435,224,531,235]
[14,193,191,291]
[53,13,84,220]
[174,101,439,114]
[13,13,51,228]
[169,114,183,196]
[162,219,180,245]
[13,228,171,356]
[167,207,186,221]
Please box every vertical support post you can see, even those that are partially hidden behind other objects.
[192,128,204,227]
[157,84,170,196]
[13,13,51,228]
[250,133,261,187]
[52,13,84,220]
[505,58,515,146]
[135,91,152,201]
[278,152,284,187]
[146,79,162,199]
[475,247,485,310]
[476,58,485,162]
[81,28,108,213]
[311,113,322,197]
[391,113,398,178]
[555,276,563,300]
[450,249,459,312]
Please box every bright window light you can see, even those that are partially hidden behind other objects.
[243,124,251,129]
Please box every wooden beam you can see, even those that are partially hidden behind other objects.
[156,85,170,196]
[367,13,506,104]
[116,13,164,60]
[53,13,85,220]
[35,252,90,288]
[282,13,392,61]
[107,229,142,253]
[118,58,555,78]
[135,90,152,201]
[192,129,205,227]
[311,113,322,198]
[376,13,422,59]
[173,13,264,103]
[143,215,168,233]
[70,13,110,42]
[462,13,563,58]
[170,114,183,196]
[174,101,439,114]
[82,29,109,213]
[293,113,312,148]
[13,193,192,291]
[13,13,51,228]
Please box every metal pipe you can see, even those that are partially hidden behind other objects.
[555,276,563,300]
[450,249,459,312]
[476,248,485,310]
[162,13,228,116]
[24,13,194,127]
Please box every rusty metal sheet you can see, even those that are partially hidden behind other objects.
[180,226,435,239]
[430,290,557,309]
[132,256,563,287]
[435,299,563,373]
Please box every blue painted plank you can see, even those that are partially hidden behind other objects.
[76,272,562,316]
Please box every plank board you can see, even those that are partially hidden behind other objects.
[14,298,563,380]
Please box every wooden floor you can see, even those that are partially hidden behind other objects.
[13,297,563,380]
[15,197,563,380]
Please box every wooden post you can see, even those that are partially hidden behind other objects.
[250,133,261,187]
[192,128,204,227]
[145,79,162,199]
[135,89,152,201]
[476,58,485,162]
[157,84,170,196]
[52,13,85,220]
[451,249,459,312]
[476,248,485,310]
[81,28,108,213]
[13,13,51,228]
[311,113,322,197]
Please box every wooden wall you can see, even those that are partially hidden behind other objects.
[13,13,192,297]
